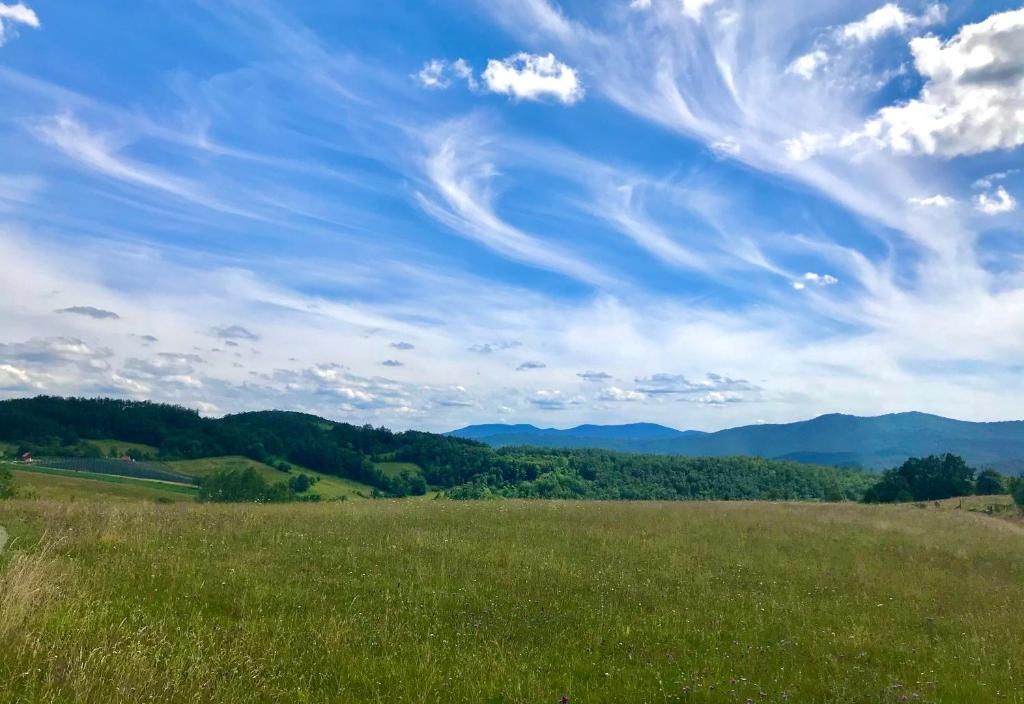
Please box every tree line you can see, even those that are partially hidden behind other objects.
[3,397,1024,507]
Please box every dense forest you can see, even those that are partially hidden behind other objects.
[0,396,878,501]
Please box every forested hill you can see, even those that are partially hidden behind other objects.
[0,396,874,501]
[454,412,1024,473]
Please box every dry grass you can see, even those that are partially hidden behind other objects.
[1,499,1023,703]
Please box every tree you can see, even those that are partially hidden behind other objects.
[864,454,976,503]
[0,466,15,499]
[289,473,312,493]
[1012,478,1024,512]
[975,469,1007,496]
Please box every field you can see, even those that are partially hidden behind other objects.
[165,456,375,500]
[8,467,195,503]
[2,499,1023,703]
[83,438,161,457]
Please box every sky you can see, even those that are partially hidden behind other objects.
[0,0,1022,432]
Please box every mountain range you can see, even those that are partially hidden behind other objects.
[450,412,1024,473]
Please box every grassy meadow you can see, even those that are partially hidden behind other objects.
[165,456,375,500]
[1,498,1023,703]
[8,467,196,503]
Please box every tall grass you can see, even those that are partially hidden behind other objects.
[1,500,1022,703]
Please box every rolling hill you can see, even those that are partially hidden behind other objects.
[452,412,1024,472]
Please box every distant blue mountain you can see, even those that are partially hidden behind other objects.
[450,412,1024,473]
[447,422,702,451]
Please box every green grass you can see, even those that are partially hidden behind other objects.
[83,438,161,457]
[8,468,196,503]
[165,456,373,500]
[1,499,1023,703]
[374,461,424,478]
[0,441,18,458]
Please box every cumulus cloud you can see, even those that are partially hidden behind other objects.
[416,59,449,89]
[782,132,830,161]
[122,353,204,385]
[517,360,547,371]
[0,337,113,374]
[908,194,956,207]
[629,0,651,9]
[577,370,613,382]
[859,8,1024,157]
[597,386,644,402]
[55,305,120,320]
[695,390,743,405]
[210,324,260,341]
[787,50,829,80]
[975,187,1017,215]
[482,52,584,104]
[391,341,415,350]
[792,272,839,290]
[415,58,478,90]
[840,3,945,44]
[634,372,757,395]
[529,389,580,410]
[381,359,404,367]
[0,2,39,47]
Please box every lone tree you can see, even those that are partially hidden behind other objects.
[0,465,15,499]
[975,468,1007,496]
[1012,478,1024,512]
[864,453,976,503]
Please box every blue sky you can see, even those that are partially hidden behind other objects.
[0,0,1022,431]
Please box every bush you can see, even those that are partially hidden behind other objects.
[198,468,300,503]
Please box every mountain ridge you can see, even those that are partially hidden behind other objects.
[450,411,1024,472]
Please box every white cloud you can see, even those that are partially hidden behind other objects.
[710,136,741,157]
[973,170,1019,190]
[0,363,40,390]
[859,8,1024,157]
[908,194,956,208]
[696,390,742,405]
[787,50,829,80]
[793,272,839,290]
[416,58,478,91]
[482,52,584,104]
[451,58,479,90]
[681,0,717,21]
[0,2,39,47]
[416,59,449,89]
[975,187,1017,215]
[782,132,830,161]
[840,3,945,44]
[597,386,644,402]
[630,0,652,9]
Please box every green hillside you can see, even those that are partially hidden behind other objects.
[0,396,878,502]
[165,456,374,500]
[10,466,196,503]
